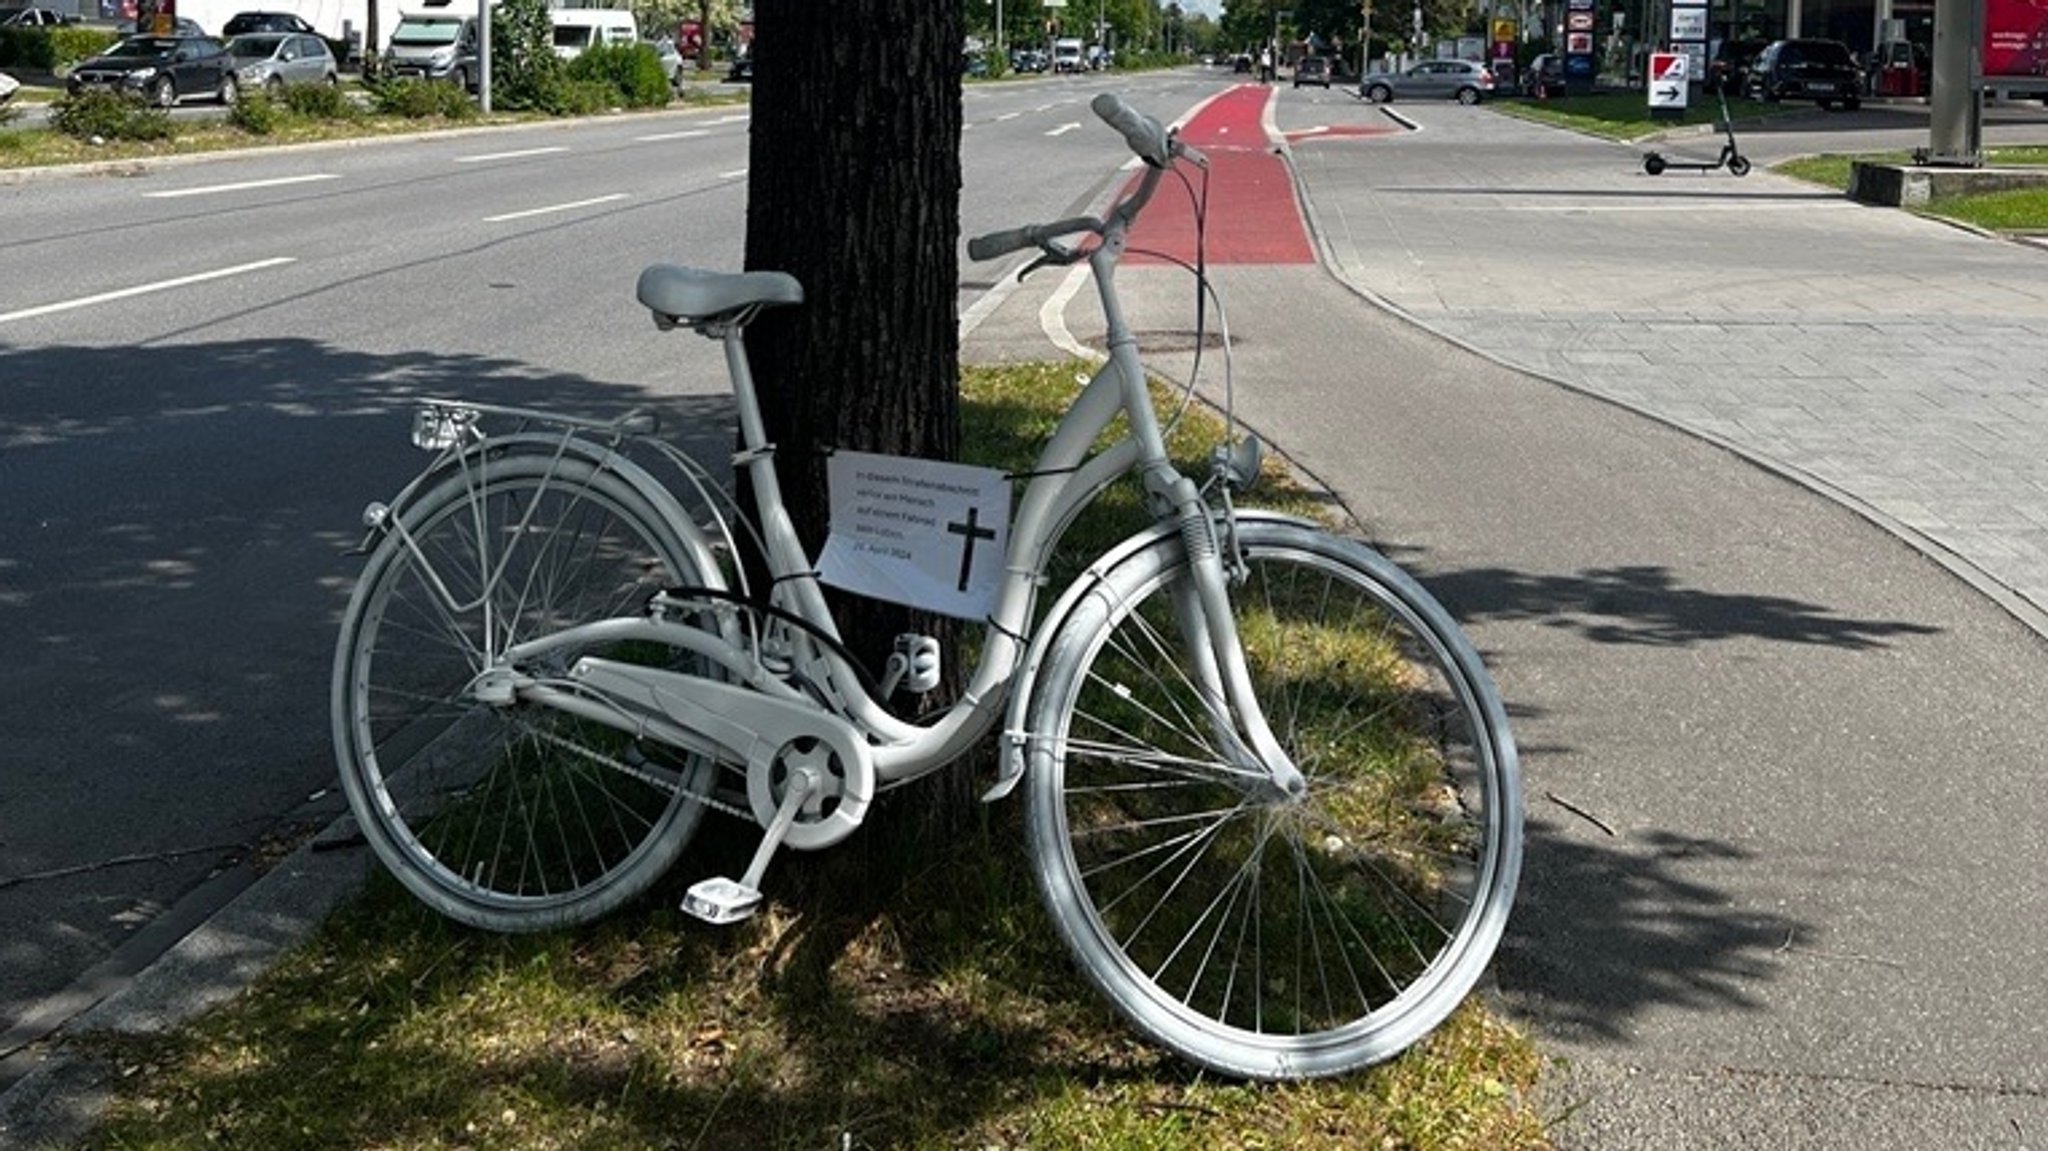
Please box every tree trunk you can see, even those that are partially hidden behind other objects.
[744,0,972,848]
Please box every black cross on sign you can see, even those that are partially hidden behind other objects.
[946,506,997,592]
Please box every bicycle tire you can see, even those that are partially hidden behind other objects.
[332,452,719,932]
[1024,519,1520,1079]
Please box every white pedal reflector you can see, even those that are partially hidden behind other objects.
[681,877,762,924]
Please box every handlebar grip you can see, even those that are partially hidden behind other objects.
[966,216,1099,261]
[968,226,1035,261]
[1090,92,1171,168]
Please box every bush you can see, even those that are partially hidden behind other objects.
[283,81,358,120]
[49,26,118,68]
[229,90,282,134]
[0,26,117,70]
[565,41,670,108]
[530,75,616,116]
[48,88,174,142]
[367,76,477,119]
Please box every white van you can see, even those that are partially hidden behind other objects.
[550,7,638,60]
[386,1,484,91]
[1052,37,1084,73]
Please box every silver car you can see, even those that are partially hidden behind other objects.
[1360,59,1497,104]
[226,31,337,97]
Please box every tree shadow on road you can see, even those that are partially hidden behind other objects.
[0,335,737,1037]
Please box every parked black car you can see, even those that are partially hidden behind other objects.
[1743,38,1863,110]
[66,34,239,106]
[1704,37,1766,94]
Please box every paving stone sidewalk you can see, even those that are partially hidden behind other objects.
[1284,103,2048,629]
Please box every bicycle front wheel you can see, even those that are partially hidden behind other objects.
[332,452,719,932]
[1025,519,1520,1079]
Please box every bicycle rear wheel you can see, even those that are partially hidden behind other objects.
[1025,519,1520,1079]
[332,452,719,932]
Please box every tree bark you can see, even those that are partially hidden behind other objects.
[743,0,972,845]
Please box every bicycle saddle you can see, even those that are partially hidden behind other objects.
[637,265,804,325]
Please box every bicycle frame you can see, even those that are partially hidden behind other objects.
[383,134,1303,825]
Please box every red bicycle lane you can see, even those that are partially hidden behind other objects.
[1123,85,1395,267]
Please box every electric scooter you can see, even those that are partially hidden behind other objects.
[1641,85,1751,176]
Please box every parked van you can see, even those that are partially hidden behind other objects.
[550,7,637,60]
[1052,37,1084,72]
[385,0,481,91]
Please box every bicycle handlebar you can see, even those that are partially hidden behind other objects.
[966,216,1100,262]
[1089,92,1171,168]
[966,93,1202,266]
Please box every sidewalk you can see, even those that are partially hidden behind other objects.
[1287,99,2048,630]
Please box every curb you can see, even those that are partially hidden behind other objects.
[0,830,370,1149]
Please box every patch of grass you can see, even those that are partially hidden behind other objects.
[1492,90,1787,140]
[1772,147,2048,232]
[70,362,1549,1151]
[1927,184,2048,230]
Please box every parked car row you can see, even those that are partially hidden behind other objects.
[64,23,339,107]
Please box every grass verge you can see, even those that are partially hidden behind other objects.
[63,361,1550,1151]
[0,84,750,171]
[1774,145,2048,232]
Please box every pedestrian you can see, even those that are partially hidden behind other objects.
[1259,45,1273,84]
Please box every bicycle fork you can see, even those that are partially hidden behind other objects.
[1148,466,1309,803]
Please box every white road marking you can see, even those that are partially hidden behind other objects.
[717,168,748,180]
[143,174,340,198]
[482,194,628,222]
[1047,122,1082,137]
[455,146,568,163]
[0,258,295,325]
[635,129,709,142]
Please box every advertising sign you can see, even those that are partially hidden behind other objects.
[1984,0,2048,78]
[1567,31,1593,53]
[1647,50,1689,108]
[1567,11,1594,31]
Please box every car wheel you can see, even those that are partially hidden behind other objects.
[1456,86,1481,105]
[1366,82,1392,102]
[1841,96,1860,111]
[450,66,469,93]
[151,76,176,107]
[265,75,285,98]
[217,74,238,105]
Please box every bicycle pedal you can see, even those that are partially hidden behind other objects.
[680,877,762,925]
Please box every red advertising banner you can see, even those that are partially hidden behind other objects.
[1985,0,2048,78]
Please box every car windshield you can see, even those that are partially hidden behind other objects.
[106,36,181,57]
[225,33,285,57]
[391,17,460,44]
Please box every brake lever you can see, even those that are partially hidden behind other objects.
[1014,239,1087,282]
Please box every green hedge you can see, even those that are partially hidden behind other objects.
[564,41,670,108]
[0,26,119,70]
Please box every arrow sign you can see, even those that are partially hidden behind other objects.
[1656,84,1680,100]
